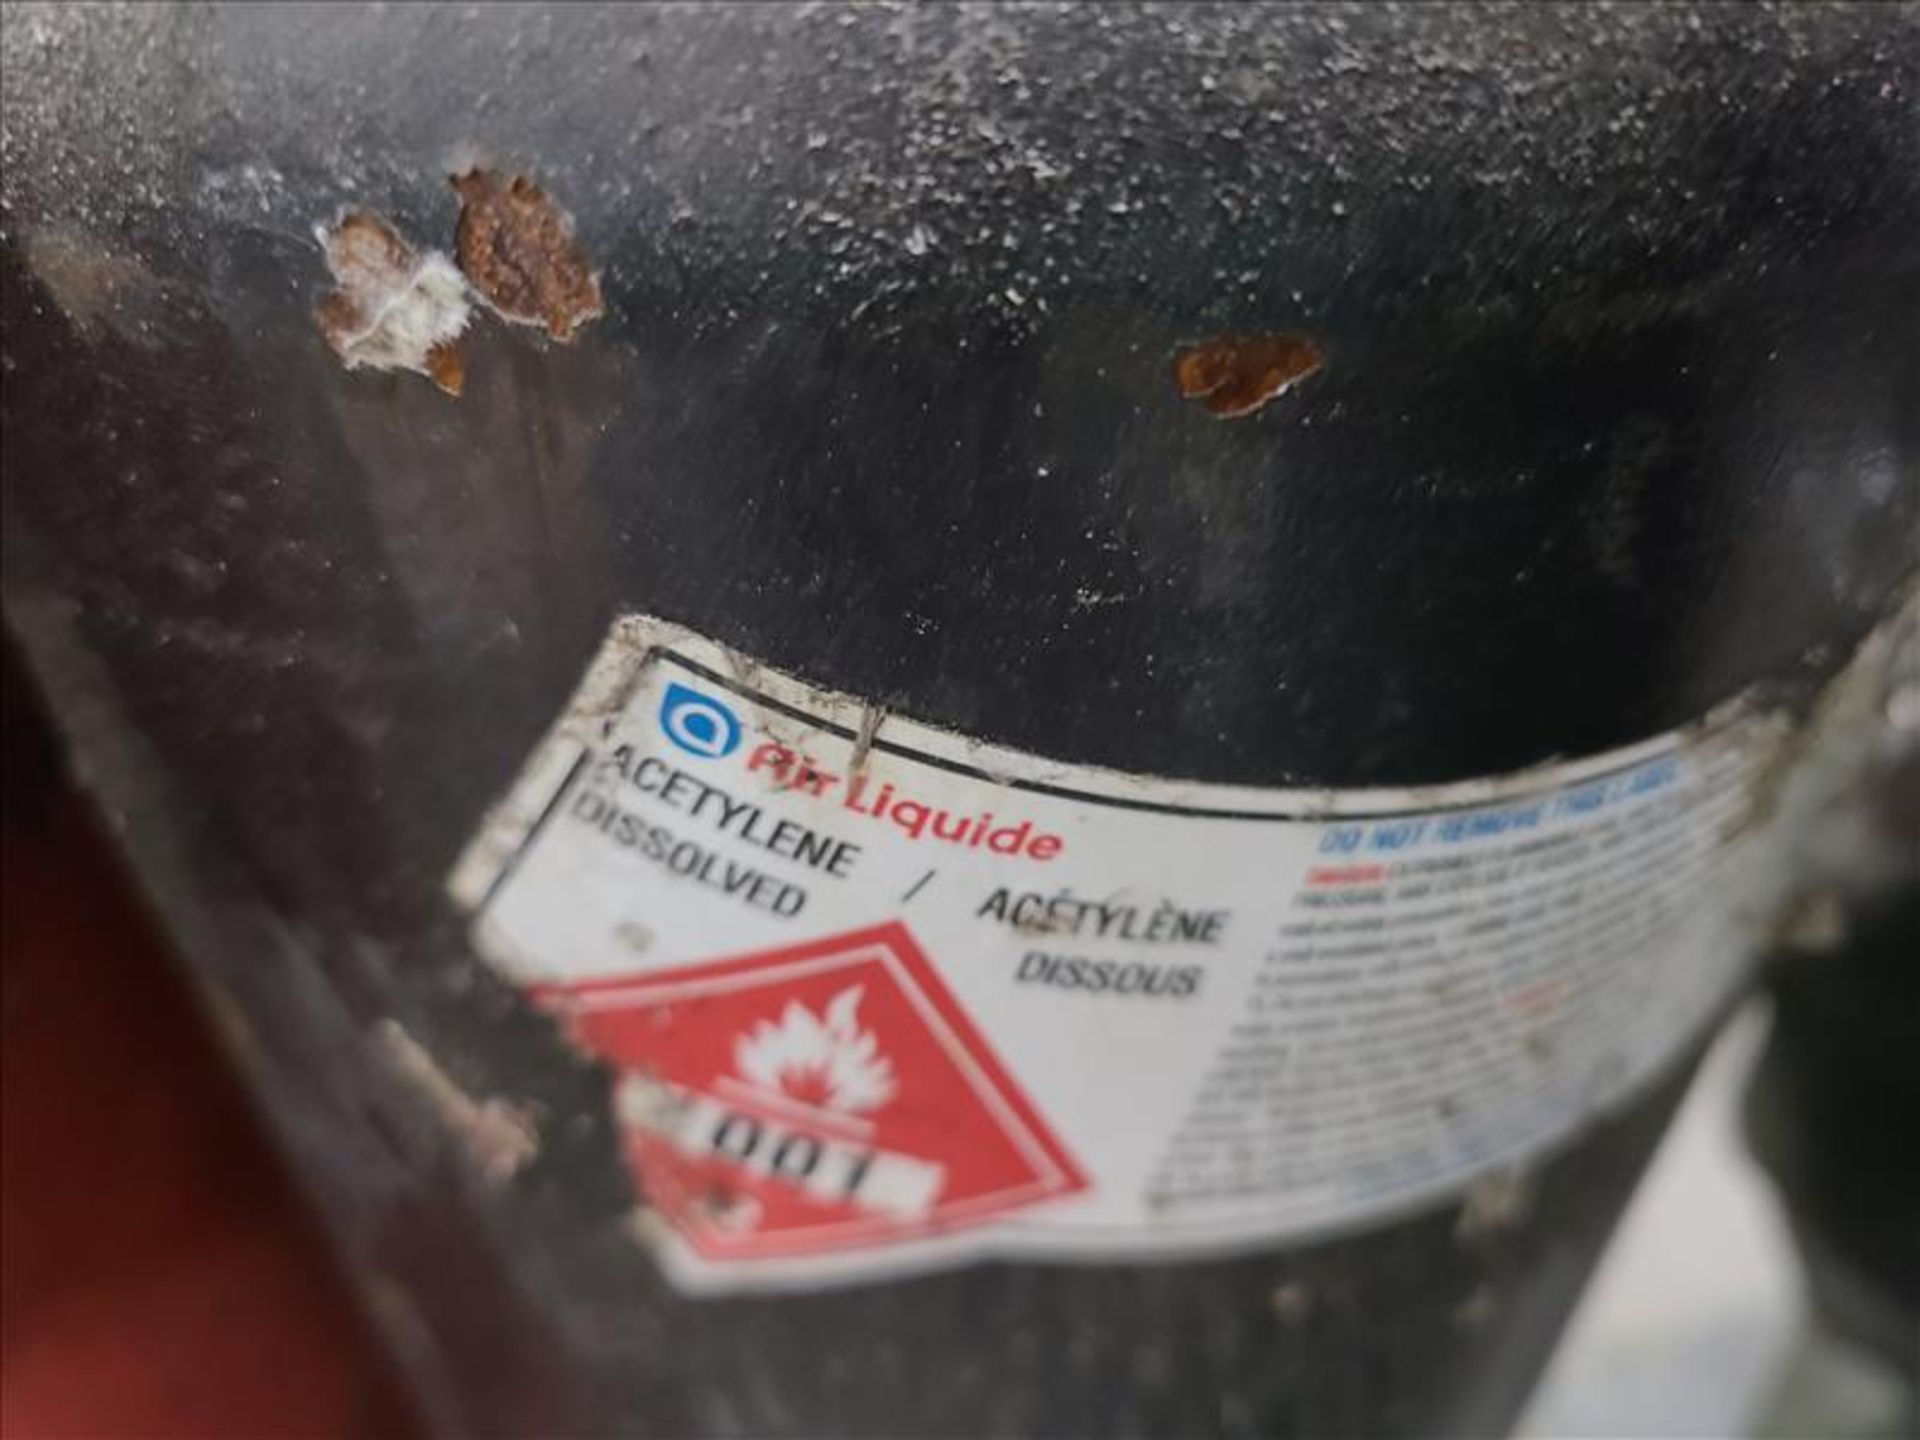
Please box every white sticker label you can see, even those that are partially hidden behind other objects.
[450,616,1794,1293]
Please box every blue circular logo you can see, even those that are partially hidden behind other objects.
[659,681,741,759]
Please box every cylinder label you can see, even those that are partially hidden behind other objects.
[450,615,1791,1293]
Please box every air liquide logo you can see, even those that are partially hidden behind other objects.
[660,681,741,759]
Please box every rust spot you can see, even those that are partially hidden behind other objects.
[452,169,604,341]
[314,210,471,395]
[1172,333,1323,418]
[424,339,465,396]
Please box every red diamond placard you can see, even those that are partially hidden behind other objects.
[554,923,1086,1264]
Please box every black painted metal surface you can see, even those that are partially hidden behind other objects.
[3,4,1917,1434]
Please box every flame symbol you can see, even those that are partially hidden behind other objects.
[733,986,897,1115]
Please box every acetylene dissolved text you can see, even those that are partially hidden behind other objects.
[566,746,873,920]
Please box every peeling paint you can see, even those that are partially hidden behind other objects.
[376,1019,540,1185]
[314,211,471,394]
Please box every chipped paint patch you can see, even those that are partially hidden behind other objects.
[314,211,471,394]
[375,1019,539,1184]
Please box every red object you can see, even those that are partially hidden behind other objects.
[1,790,415,1438]
[560,922,1086,1272]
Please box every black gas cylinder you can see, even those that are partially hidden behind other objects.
[3,5,1916,1435]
